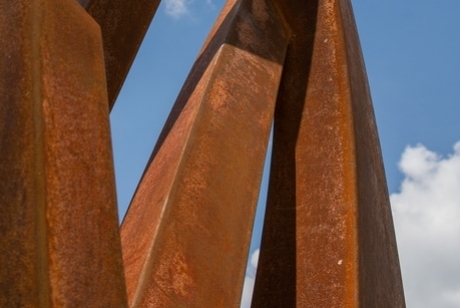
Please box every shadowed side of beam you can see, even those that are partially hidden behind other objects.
[338,0,405,306]
[0,1,127,306]
[252,0,405,306]
[120,0,288,306]
[78,0,161,109]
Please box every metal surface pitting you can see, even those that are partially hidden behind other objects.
[120,0,288,306]
[0,1,127,306]
[0,0,405,307]
[252,0,405,307]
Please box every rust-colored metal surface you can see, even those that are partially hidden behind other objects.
[120,0,288,306]
[78,0,161,109]
[252,0,405,307]
[1,0,405,306]
[0,1,127,306]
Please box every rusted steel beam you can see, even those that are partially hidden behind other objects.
[252,0,405,307]
[77,0,161,109]
[120,0,288,306]
[0,1,127,306]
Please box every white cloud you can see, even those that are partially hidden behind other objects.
[240,249,259,308]
[164,0,215,19]
[165,0,191,19]
[239,143,460,307]
[250,249,259,269]
[391,141,460,308]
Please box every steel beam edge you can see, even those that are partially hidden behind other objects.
[77,0,161,110]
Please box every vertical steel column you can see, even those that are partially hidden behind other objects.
[253,0,405,307]
[0,1,127,306]
[120,0,288,306]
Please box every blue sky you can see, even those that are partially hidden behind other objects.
[110,1,460,307]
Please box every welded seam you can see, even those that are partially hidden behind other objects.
[129,1,248,305]
[128,39,226,308]
[30,1,50,306]
[334,0,361,306]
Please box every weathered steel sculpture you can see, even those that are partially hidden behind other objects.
[0,0,405,307]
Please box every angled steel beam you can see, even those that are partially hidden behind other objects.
[77,0,161,109]
[252,0,405,306]
[0,1,127,306]
[120,0,288,306]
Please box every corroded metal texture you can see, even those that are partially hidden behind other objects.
[78,0,161,109]
[1,0,405,306]
[252,0,405,307]
[0,1,127,306]
[120,0,288,306]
